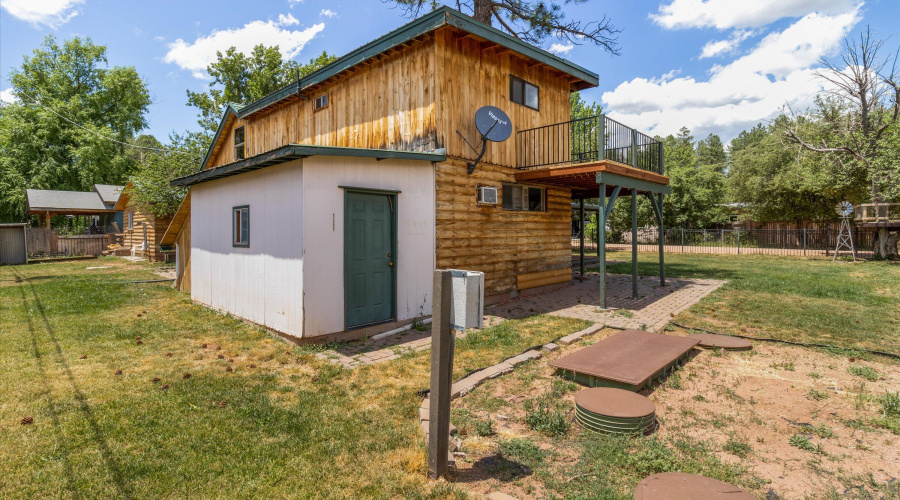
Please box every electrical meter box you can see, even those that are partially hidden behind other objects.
[448,269,484,331]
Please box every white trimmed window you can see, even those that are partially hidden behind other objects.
[314,94,328,111]
[502,185,545,211]
[234,126,246,160]
[233,206,249,247]
[510,75,539,110]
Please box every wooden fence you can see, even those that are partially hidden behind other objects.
[26,228,110,257]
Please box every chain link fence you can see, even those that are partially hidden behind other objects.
[572,227,875,257]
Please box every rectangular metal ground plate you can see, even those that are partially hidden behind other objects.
[549,330,700,391]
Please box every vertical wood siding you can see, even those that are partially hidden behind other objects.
[207,37,437,169]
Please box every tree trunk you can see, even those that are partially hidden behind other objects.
[874,227,900,260]
[473,0,492,24]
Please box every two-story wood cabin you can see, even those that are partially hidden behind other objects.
[164,6,670,342]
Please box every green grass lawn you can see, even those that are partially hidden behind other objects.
[597,252,900,354]
[0,258,589,499]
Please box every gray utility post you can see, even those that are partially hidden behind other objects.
[428,270,453,480]
[631,190,638,299]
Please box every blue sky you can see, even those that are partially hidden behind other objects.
[1,0,898,143]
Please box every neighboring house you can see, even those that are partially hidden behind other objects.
[114,183,173,262]
[26,184,124,230]
[164,7,670,342]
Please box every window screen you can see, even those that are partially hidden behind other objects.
[233,206,249,247]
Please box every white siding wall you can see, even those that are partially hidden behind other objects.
[302,156,435,337]
[191,161,304,336]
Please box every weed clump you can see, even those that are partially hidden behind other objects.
[474,419,494,437]
[524,396,569,436]
[498,438,544,467]
[848,364,880,382]
[723,439,751,458]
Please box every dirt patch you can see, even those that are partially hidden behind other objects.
[448,327,900,499]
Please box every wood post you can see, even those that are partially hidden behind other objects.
[631,190,638,298]
[598,183,607,309]
[428,270,453,480]
[658,193,665,287]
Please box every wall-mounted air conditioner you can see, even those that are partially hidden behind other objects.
[478,186,498,205]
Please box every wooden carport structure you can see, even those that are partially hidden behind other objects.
[516,159,670,308]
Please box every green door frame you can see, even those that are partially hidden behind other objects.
[342,187,399,330]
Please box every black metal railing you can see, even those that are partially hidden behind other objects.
[517,115,663,174]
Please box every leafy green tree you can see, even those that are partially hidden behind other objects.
[696,133,726,172]
[0,36,150,222]
[187,46,336,134]
[728,110,869,225]
[389,1,620,54]
[784,27,900,258]
[127,132,206,218]
[662,128,728,228]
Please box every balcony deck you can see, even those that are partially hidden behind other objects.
[515,159,669,196]
[515,115,669,195]
[854,203,900,228]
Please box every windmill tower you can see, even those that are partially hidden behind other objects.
[833,201,856,262]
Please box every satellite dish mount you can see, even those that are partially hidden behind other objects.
[456,106,513,174]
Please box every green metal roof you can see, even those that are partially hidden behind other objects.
[172,144,447,187]
[235,6,599,118]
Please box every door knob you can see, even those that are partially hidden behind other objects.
[388,262,394,267]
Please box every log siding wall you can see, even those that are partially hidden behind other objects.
[202,25,580,297]
[121,205,172,262]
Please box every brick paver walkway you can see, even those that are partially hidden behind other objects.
[315,272,724,368]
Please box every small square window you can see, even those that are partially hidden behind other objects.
[314,94,328,111]
[233,206,249,247]
[510,75,539,110]
[234,126,245,160]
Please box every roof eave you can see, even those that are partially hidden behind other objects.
[171,145,447,188]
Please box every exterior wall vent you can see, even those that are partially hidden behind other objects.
[478,186,498,205]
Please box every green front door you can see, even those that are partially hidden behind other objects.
[345,191,395,328]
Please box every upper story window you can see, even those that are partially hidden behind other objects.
[234,126,246,160]
[502,184,545,212]
[510,75,539,111]
[233,205,249,247]
[314,94,328,111]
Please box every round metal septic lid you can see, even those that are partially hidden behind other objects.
[634,473,757,500]
[574,387,655,419]
[685,333,752,351]
[474,105,512,142]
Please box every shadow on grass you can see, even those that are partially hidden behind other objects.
[13,267,135,499]
[450,454,533,484]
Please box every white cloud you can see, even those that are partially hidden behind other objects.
[288,0,303,7]
[699,30,755,59]
[319,9,337,18]
[164,16,325,79]
[651,0,858,30]
[604,6,862,140]
[1,0,83,28]
[548,43,574,55]
[0,88,18,104]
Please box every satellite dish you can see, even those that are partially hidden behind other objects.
[456,106,514,174]
[474,106,512,142]
[835,201,854,217]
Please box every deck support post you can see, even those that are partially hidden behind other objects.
[657,194,665,287]
[631,189,638,299]
[428,270,453,480]
[579,197,585,277]
[598,183,607,309]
